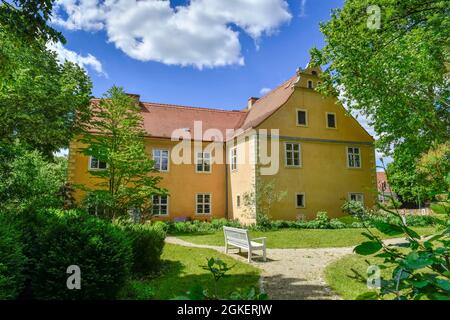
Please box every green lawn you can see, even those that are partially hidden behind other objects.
[175,227,436,249]
[324,254,394,300]
[120,244,260,300]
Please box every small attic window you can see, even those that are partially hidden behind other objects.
[311,71,318,76]
[307,80,313,89]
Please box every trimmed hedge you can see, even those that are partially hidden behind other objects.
[117,221,166,277]
[165,212,440,234]
[18,209,132,300]
[0,213,26,299]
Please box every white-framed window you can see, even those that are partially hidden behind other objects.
[153,149,169,172]
[152,195,169,216]
[326,112,337,128]
[296,193,306,208]
[349,193,364,204]
[230,147,237,171]
[196,152,211,173]
[296,109,308,126]
[196,193,211,215]
[307,80,313,89]
[285,142,301,167]
[237,195,241,208]
[89,156,107,170]
[347,147,361,168]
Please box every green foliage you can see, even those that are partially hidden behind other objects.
[166,218,241,234]
[0,0,63,43]
[17,209,132,299]
[116,221,166,277]
[0,29,92,156]
[176,257,266,300]
[242,178,287,228]
[417,142,450,197]
[312,0,450,205]
[166,213,438,235]
[350,194,450,300]
[80,86,165,219]
[0,212,26,299]
[0,143,68,213]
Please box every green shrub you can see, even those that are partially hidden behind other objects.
[18,209,132,299]
[166,219,243,234]
[0,213,26,299]
[117,221,166,277]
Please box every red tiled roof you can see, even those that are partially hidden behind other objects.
[89,75,298,141]
[241,76,296,129]
[140,102,247,142]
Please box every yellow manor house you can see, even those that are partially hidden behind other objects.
[68,64,377,224]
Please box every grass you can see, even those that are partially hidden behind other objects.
[120,243,260,300]
[324,254,395,300]
[175,227,436,249]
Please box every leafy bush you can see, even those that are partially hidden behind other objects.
[0,144,67,213]
[352,186,450,300]
[176,257,267,300]
[166,210,439,236]
[117,221,166,277]
[0,213,26,299]
[17,209,132,299]
[166,219,242,234]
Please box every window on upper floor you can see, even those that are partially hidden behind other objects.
[307,80,313,89]
[296,193,306,208]
[153,149,169,172]
[347,147,361,168]
[152,195,169,216]
[311,71,318,76]
[349,193,364,204]
[89,156,107,170]
[196,152,211,173]
[237,195,241,208]
[196,193,211,215]
[230,147,237,171]
[296,109,308,126]
[285,143,301,167]
[326,112,337,129]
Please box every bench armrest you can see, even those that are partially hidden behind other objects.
[252,237,267,243]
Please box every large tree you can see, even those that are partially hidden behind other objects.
[0,0,63,44]
[0,29,92,156]
[311,0,449,203]
[80,86,166,220]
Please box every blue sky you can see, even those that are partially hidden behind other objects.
[50,0,388,168]
[52,0,344,109]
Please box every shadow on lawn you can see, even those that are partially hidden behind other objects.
[261,274,338,300]
[124,259,260,300]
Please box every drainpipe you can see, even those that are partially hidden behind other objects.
[225,142,229,219]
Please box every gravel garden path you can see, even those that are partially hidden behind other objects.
[165,236,407,300]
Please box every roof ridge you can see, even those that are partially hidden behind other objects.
[91,98,246,114]
[254,75,296,103]
[142,102,246,114]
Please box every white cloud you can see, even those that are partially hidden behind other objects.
[299,0,307,17]
[52,0,292,69]
[47,41,107,77]
[260,87,272,96]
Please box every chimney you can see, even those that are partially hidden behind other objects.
[247,97,259,110]
[126,93,141,104]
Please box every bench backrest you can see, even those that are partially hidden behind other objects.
[223,226,250,247]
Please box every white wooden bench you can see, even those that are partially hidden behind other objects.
[223,226,266,262]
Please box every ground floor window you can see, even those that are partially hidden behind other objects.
[152,195,169,216]
[89,156,107,170]
[196,193,211,215]
[349,193,364,204]
[296,193,306,208]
